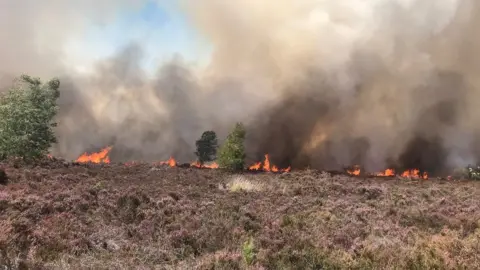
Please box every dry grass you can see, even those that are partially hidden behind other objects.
[0,159,479,269]
[226,175,264,193]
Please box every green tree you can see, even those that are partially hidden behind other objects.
[195,131,218,165]
[217,122,246,171]
[0,74,60,161]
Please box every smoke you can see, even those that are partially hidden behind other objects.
[1,0,480,174]
[183,0,480,174]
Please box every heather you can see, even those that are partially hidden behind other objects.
[0,159,479,269]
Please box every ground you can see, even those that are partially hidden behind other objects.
[0,159,480,269]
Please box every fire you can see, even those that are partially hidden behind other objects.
[401,169,429,180]
[190,161,219,169]
[76,146,112,164]
[159,157,177,167]
[376,168,395,177]
[75,146,290,173]
[191,161,201,168]
[249,154,290,172]
[204,162,219,169]
[248,162,262,170]
[346,166,429,179]
[263,154,271,171]
[347,166,361,176]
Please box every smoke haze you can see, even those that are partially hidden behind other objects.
[1,0,479,174]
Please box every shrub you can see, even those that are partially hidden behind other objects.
[468,166,480,180]
[217,122,246,171]
[242,237,256,266]
[0,75,60,161]
[457,165,480,180]
[194,131,218,165]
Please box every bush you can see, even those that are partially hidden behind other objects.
[0,75,60,161]
[217,123,246,171]
[195,131,218,165]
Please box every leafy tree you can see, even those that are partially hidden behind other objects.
[217,122,246,171]
[195,131,218,165]
[0,75,60,161]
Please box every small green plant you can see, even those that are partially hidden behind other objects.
[217,122,246,171]
[195,131,218,165]
[0,75,60,161]
[242,237,256,266]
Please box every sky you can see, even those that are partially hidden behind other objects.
[64,0,212,75]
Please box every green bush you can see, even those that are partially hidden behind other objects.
[0,75,60,161]
[217,123,246,171]
[194,130,218,165]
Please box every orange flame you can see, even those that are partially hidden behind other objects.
[372,168,428,179]
[401,169,428,179]
[160,157,177,167]
[376,168,395,177]
[190,161,219,169]
[203,162,219,169]
[249,154,290,172]
[263,154,271,171]
[191,161,201,168]
[347,166,361,176]
[76,146,112,164]
[248,162,262,170]
[346,167,429,179]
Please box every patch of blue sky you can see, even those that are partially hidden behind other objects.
[69,1,212,74]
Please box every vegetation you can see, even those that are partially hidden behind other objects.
[0,75,60,161]
[217,122,246,171]
[467,165,480,180]
[241,237,256,266]
[194,131,218,165]
[1,164,480,269]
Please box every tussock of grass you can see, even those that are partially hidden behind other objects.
[226,175,263,192]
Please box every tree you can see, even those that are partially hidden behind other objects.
[195,131,218,165]
[0,75,60,161]
[217,122,246,171]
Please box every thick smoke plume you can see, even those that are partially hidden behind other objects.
[1,0,480,174]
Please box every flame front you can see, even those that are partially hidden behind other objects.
[76,146,112,164]
[159,157,177,167]
[248,162,262,170]
[346,166,428,179]
[76,146,290,173]
[249,154,290,172]
[191,161,219,169]
[376,169,395,177]
[347,165,361,176]
[401,169,428,180]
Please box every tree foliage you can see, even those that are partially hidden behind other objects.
[0,75,60,161]
[195,130,218,165]
[217,122,246,171]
